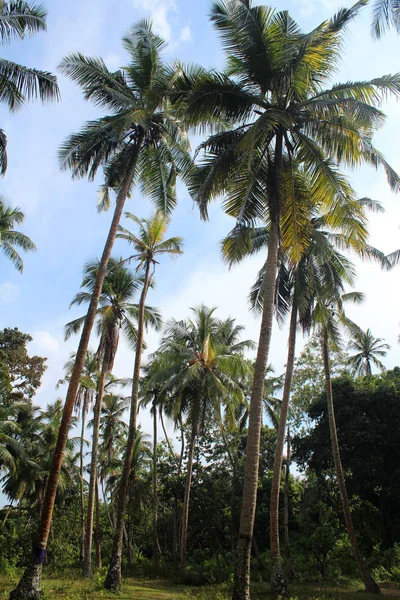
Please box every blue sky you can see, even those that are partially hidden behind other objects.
[0,0,399,439]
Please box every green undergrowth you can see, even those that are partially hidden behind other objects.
[0,575,398,600]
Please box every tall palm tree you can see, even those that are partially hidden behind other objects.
[0,1,59,173]
[313,290,381,594]
[151,306,253,577]
[224,174,388,595]
[10,22,190,600]
[175,2,400,596]
[347,328,390,376]
[65,257,161,577]
[105,211,183,590]
[57,350,98,564]
[0,199,36,271]
[371,0,400,37]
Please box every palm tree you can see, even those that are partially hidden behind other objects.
[151,306,253,577]
[313,290,381,594]
[175,2,400,596]
[224,174,388,594]
[57,350,98,564]
[105,211,183,589]
[347,328,390,376]
[10,22,190,599]
[371,0,400,37]
[65,257,161,577]
[0,199,36,271]
[0,2,59,173]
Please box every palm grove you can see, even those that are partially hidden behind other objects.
[0,1,400,600]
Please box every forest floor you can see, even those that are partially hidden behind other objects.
[0,576,399,599]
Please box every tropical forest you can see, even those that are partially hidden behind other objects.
[1,1,400,599]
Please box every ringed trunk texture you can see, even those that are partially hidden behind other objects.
[153,402,161,567]
[180,424,196,577]
[82,369,106,577]
[232,218,280,600]
[95,478,102,570]
[284,428,294,580]
[270,301,297,596]
[322,334,381,595]
[104,259,151,591]
[9,156,139,600]
[79,397,87,564]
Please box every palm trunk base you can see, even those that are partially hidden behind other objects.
[232,536,251,600]
[9,563,43,600]
[104,553,122,591]
[362,572,382,594]
[270,556,288,596]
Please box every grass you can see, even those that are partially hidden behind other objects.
[0,575,399,600]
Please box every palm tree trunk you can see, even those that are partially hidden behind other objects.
[232,217,280,600]
[160,407,175,459]
[95,478,102,570]
[270,300,297,596]
[153,401,161,568]
[79,395,87,564]
[284,427,294,580]
[9,151,140,600]
[83,367,106,577]
[104,258,152,590]
[321,333,381,594]
[180,423,196,577]
[102,479,114,529]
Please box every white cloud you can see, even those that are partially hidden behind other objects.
[32,331,60,354]
[0,282,20,304]
[179,26,192,42]
[132,0,176,41]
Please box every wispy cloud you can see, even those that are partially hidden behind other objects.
[0,282,20,304]
[132,0,176,41]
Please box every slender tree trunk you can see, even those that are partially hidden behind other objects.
[178,423,185,477]
[321,333,381,594]
[153,401,161,567]
[283,427,294,580]
[104,259,152,590]
[9,153,140,600]
[101,479,114,530]
[2,500,13,527]
[270,300,297,596]
[83,367,106,577]
[95,478,102,570]
[79,395,87,564]
[232,217,280,600]
[160,407,175,459]
[180,423,196,577]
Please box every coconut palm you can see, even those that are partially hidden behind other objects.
[175,2,400,595]
[57,350,98,563]
[224,175,388,595]
[371,0,400,37]
[105,211,183,589]
[10,22,190,599]
[151,306,253,576]
[0,2,59,173]
[65,257,161,577]
[347,328,390,376]
[0,199,36,272]
[312,287,381,594]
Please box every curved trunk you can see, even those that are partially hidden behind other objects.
[79,393,87,564]
[284,427,294,580]
[322,333,381,595]
[160,407,175,459]
[83,367,106,577]
[232,217,280,600]
[9,150,140,600]
[95,477,102,570]
[104,259,151,591]
[270,300,297,596]
[153,401,161,567]
[180,423,196,577]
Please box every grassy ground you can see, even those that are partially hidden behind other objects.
[0,575,399,600]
